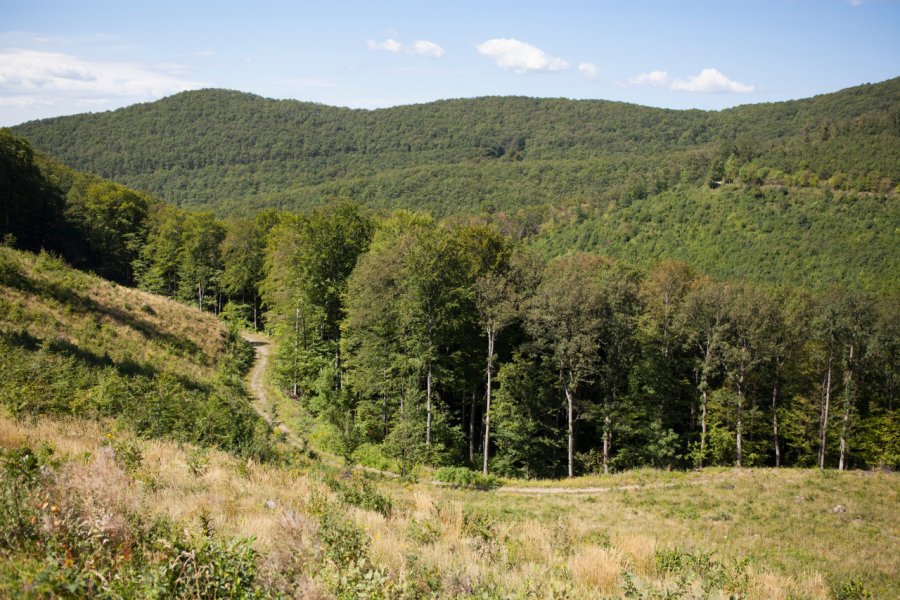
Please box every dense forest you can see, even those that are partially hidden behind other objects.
[251,206,900,476]
[2,127,897,477]
[128,204,900,476]
[10,79,899,294]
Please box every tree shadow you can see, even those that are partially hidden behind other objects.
[0,327,210,394]
[3,266,206,359]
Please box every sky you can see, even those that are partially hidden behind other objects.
[1,0,898,126]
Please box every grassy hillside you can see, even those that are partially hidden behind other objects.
[12,79,899,216]
[2,414,897,598]
[0,245,269,455]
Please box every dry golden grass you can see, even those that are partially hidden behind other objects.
[51,446,142,547]
[513,519,556,564]
[569,545,623,596]
[0,415,106,455]
[612,531,657,576]
[4,410,898,598]
[1,415,320,553]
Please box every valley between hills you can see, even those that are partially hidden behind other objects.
[1,78,898,598]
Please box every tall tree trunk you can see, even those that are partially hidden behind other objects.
[736,396,743,468]
[469,388,476,463]
[483,327,495,475]
[700,389,708,468]
[819,355,833,469]
[602,413,611,474]
[198,282,203,311]
[696,338,714,469]
[335,345,341,391]
[253,292,258,330]
[564,377,574,478]
[772,375,781,467]
[426,362,432,448]
[839,344,854,471]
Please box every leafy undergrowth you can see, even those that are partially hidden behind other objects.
[0,247,270,457]
[433,467,501,490]
[2,415,895,599]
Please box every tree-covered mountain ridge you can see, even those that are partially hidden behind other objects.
[12,77,899,216]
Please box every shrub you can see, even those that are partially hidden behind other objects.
[165,534,263,599]
[0,444,45,546]
[434,466,500,490]
[655,548,749,595]
[324,475,393,517]
[0,441,270,598]
[407,517,442,545]
[105,433,144,473]
[187,447,210,477]
[835,579,873,600]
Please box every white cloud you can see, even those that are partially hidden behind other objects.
[367,38,404,53]
[367,38,445,59]
[578,62,599,79]
[849,0,864,6]
[477,38,569,74]
[411,40,445,59]
[626,70,670,87]
[0,95,53,107]
[0,48,203,107]
[194,49,215,57]
[670,68,754,93]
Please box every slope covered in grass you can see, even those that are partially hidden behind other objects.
[0,246,269,456]
[1,414,897,598]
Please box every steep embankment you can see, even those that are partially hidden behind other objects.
[0,246,268,454]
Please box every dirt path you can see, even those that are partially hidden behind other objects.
[242,332,306,449]
[497,479,713,495]
[242,331,382,473]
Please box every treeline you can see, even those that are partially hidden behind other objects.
[254,204,898,476]
[13,79,899,215]
[1,128,265,325]
[1,128,154,285]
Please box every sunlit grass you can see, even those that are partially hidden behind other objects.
[3,413,897,597]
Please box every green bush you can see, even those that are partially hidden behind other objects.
[655,548,750,595]
[323,475,393,517]
[0,331,273,460]
[433,466,500,490]
[835,579,873,600]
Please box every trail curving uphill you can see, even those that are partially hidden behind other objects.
[241,332,720,494]
[242,332,306,449]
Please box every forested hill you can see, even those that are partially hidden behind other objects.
[12,78,900,216]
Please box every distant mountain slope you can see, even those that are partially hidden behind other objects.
[533,185,900,294]
[12,78,900,216]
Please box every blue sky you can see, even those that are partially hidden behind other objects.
[1,0,898,125]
